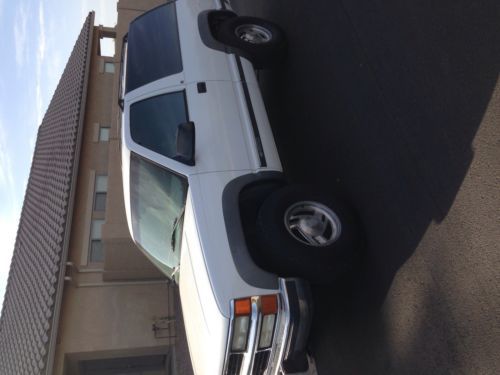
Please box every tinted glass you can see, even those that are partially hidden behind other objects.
[99,127,110,141]
[130,154,187,277]
[91,219,104,239]
[104,62,115,73]
[126,3,182,92]
[94,192,107,211]
[130,91,188,158]
[90,240,104,263]
[95,175,108,192]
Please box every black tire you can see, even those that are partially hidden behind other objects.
[254,186,363,283]
[215,16,286,68]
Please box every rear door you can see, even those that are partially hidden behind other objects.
[174,0,259,172]
[125,82,255,175]
[124,1,257,173]
[184,81,256,173]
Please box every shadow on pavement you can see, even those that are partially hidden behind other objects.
[232,0,499,373]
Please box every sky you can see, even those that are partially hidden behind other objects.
[0,0,118,307]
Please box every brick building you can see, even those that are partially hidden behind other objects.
[0,2,181,374]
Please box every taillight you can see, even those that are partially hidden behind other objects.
[225,294,280,374]
[231,298,252,352]
[258,295,277,349]
[258,314,276,349]
[234,298,252,316]
[260,295,278,315]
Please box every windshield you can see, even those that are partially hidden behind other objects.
[130,153,188,278]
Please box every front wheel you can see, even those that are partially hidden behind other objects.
[215,16,286,68]
[254,186,363,283]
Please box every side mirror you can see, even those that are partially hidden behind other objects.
[174,121,195,166]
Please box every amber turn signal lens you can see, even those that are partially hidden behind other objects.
[260,295,278,315]
[234,298,252,316]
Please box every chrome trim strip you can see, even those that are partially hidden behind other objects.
[234,55,267,167]
[241,299,260,373]
[267,279,292,375]
[222,300,236,374]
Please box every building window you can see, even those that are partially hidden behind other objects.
[104,62,115,73]
[99,126,110,141]
[93,175,108,212]
[89,220,105,263]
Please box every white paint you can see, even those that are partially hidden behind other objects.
[120,0,289,373]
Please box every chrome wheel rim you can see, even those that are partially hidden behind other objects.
[235,24,272,44]
[284,201,341,247]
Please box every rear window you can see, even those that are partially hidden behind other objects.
[126,3,182,93]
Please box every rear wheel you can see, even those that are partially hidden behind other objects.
[215,16,286,68]
[254,186,363,283]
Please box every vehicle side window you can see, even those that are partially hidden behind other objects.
[130,91,188,159]
[126,3,182,93]
[130,153,188,275]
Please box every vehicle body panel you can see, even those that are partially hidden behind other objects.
[179,192,228,374]
[185,81,254,173]
[176,0,233,84]
[188,171,280,317]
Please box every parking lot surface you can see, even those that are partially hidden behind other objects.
[232,1,500,374]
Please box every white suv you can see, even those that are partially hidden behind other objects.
[120,1,361,374]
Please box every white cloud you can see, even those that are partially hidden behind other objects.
[96,0,117,27]
[46,18,63,88]
[34,2,62,129]
[81,0,117,27]
[0,123,19,304]
[14,3,28,67]
[35,1,46,126]
[0,210,20,308]
[0,120,14,190]
[38,2,46,64]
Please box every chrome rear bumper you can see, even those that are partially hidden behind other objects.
[269,278,313,374]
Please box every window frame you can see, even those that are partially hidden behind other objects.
[129,89,190,161]
[89,219,105,264]
[123,83,194,185]
[118,34,128,110]
[98,126,110,142]
[104,61,115,73]
[93,175,108,212]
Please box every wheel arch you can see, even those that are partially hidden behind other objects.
[198,10,285,68]
[197,10,237,53]
[221,172,286,289]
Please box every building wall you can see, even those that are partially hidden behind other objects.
[54,283,173,374]
[54,2,174,374]
[0,14,95,375]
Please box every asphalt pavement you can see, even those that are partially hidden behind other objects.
[232,1,500,374]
